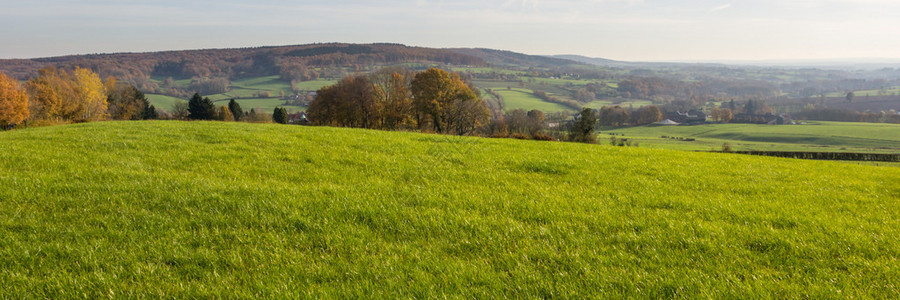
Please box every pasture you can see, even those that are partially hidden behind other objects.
[0,121,898,297]
[601,121,900,153]
[493,88,573,113]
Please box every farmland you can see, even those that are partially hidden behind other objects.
[145,76,336,114]
[601,121,900,154]
[1,121,898,297]
[493,88,572,113]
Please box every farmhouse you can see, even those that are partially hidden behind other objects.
[666,110,706,124]
[288,112,309,124]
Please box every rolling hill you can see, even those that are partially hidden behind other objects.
[1,121,898,297]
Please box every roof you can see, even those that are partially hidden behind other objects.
[656,119,679,125]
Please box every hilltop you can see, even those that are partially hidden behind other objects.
[1,121,898,297]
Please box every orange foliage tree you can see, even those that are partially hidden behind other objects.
[0,71,29,127]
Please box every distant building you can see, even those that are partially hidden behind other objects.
[666,110,706,124]
[288,112,308,124]
[732,113,792,124]
[656,119,679,125]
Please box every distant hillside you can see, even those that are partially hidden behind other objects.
[0,44,590,83]
[448,48,581,69]
[550,54,727,69]
[0,43,488,82]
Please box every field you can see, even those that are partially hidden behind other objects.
[1,121,899,297]
[493,88,572,113]
[146,76,337,113]
[602,121,900,153]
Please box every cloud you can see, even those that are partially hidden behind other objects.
[709,3,731,13]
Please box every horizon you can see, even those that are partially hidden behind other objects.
[2,1,900,62]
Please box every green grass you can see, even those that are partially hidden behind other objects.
[1,121,899,297]
[494,88,572,113]
[586,99,654,109]
[146,94,185,111]
[211,98,304,114]
[291,79,337,91]
[602,121,900,153]
[146,95,303,114]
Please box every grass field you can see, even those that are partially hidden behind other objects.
[146,76,331,113]
[494,88,573,113]
[145,94,185,111]
[1,121,899,297]
[601,121,900,153]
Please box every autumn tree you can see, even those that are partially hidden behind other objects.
[410,68,484,134]
[217,105,235,121]
[0,71,29,127]
[633,105,663,125]
[370,68,414,130]
[73,67,108,122]
[107,83,153,120]
[599,105,630,126]
[526,109,545,135]
[26,66,79,121]
[307,75,378,128]
[710,107,733,123]
[170,100,189,120]
[505,109,529,135]
[187,93,216,120]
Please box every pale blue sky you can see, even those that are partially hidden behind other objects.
[1,0,898,61]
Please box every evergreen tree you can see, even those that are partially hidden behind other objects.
[187,93,216,120]
[142,104,158,120]
[228,99,243,121]
[273,107,288,124]
[569,107,597,143]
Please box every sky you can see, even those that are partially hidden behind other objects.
[1,0,899,61]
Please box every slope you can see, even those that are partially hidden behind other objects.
[0,121,898,297]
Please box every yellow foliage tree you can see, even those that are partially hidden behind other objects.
[74,67,108,122]
[0,71,29,127]
[217,105,235,121]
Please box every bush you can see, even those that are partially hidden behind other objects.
[511,133,530,140]
[532,132,557,141]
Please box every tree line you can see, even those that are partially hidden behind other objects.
[307,68,490,135]
[0,67,156,128]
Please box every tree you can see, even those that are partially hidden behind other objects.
[0,71,29,128]
[410,68,482,134]
[170,100,189,120]
[634,105,662,125]
[371,68,414,130]
[73,67,108,122]
[599,105,629,126]
[187,93,216,120]
[846,91,855,103]
[228,99,243,121]
[569,107,597,143]
[710,107,733,123]
[526,109,545,135]
[107,83,152,120]
[217,105,235,121]
[307,75,378,128]
[272,107,288,124]
[142,104,158,120]
[26,66,79,121]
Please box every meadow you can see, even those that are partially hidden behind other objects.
[493,88,572,113]
[146,76,336,113]
[602,121,900,153]
[0,121,898,297]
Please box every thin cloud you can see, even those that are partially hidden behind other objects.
[709,3,731,13]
